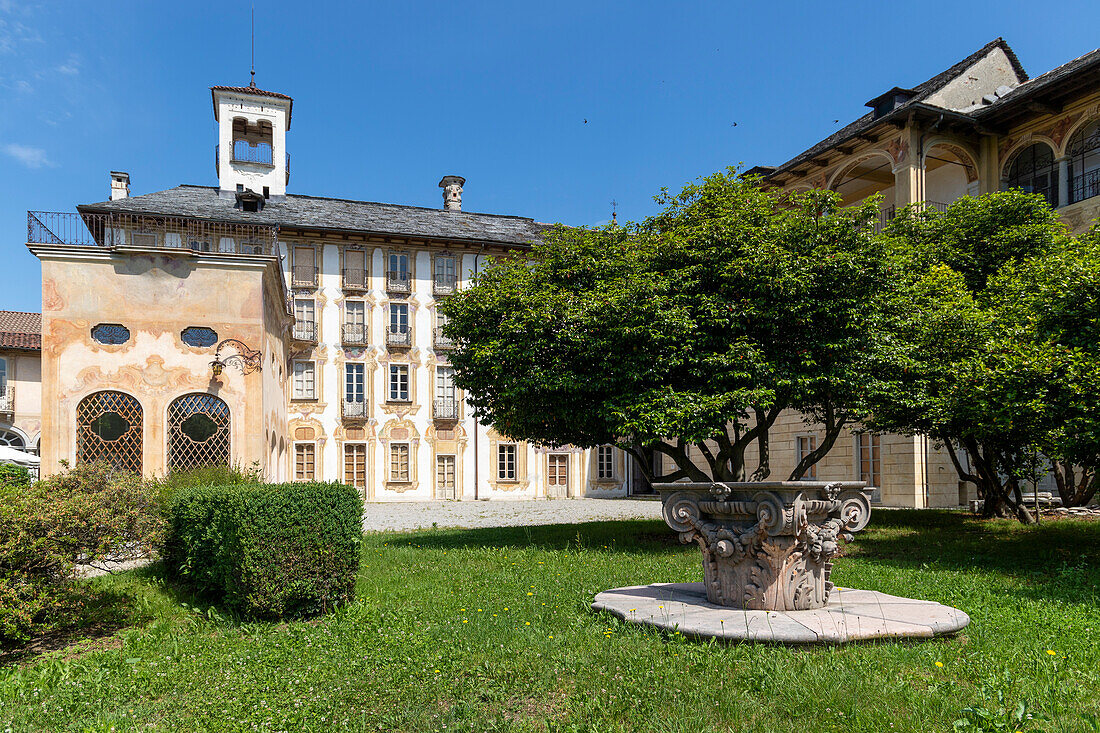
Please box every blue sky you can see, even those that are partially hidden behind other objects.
[2,1,1098,312]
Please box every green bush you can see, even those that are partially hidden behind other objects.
[0,463,163,647]
[0,462,32,488]
[158,463,262,509]
[164,482,362,618]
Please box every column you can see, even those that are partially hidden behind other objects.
[1057,156,1070,208]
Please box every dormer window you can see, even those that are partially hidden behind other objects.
[235,189,265,213]
[865,87,917,120]
[231,117,274,165]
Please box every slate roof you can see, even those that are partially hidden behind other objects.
[78,185,550,247]
[762,38,1026,179]
[974,46,1100,118]
[211,83,294,127]
[0,311,41,351]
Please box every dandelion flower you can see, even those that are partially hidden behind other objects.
[1047,650,1057,655]
[935,661,943,668]
[525,622,531,626]
[527,592,534,596]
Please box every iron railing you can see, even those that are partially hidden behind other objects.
[232,140,274,165]
[292,321,317,342]
[386,328,411,347]
[214,146,289,182]
[433,398,459,420]
[342,399,368,420]
[871,200,950,233]
[342,323,368,345]
[433,274,457,295]
[291,265,318,287]
[387,271,411,293]
[1070,169,1100,205]
[433,327,454,350]
[0,385,13,415]
[342,268,369,290]
[27,211,279,254]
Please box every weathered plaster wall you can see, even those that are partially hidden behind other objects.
[0,349,42,448]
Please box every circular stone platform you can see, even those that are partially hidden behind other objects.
[592,583,970,644]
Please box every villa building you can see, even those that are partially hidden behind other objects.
[25,82,634,500]
[730,38,1100,507]
[0,311,42,454]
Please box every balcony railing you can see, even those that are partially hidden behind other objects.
[1070,169,1100,205]
[386,328,411,347]
[291,265,318,288]
[387,271,411,293]
[433,327,454,350]
[27,211,278,255]
[871,200,950,233]
[0,386,13,416]
[232,140,274,165]
[342,323,368,345]
[433,398,459,420]
[433,275,457,296]
[342,268,368,290]
[292,321,317,342]
[342,400,368,420]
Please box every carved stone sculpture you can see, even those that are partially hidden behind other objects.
[654,481,873,611]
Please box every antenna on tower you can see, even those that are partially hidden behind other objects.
[249,2,256,87]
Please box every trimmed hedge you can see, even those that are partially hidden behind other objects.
[164,482,362,618]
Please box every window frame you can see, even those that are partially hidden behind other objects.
[388,363,410,402]
[292,360,316,400]
[294,442,316,481]
[596,445,615,481]
[389,442,411,482]
[497,443,518,482]
[795,434,818,481]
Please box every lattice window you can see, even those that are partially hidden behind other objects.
[90,323,131,345]
[167,393,230,471]
[498,444,517,481]
[76,391,143,473]
[597,445,615,480]
[0,429,24,448]
[181,326,218,348]
[1005,143,1058,208]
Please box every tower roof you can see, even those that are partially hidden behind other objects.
[210,84,293,127]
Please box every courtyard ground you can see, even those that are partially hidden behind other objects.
[361,497,662,532]
[2,510,1099,732]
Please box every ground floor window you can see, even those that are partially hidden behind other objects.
[390,443,410,482]
[295,442,315,480]
[796,435,818,480]
[76,390,143,473]
[344,444,366,489]
[498,444,517,481]
[597,445,614,480]
[168,393,231,471]
[0,428,24,449]
[436,454,456,498]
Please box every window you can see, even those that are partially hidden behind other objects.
[498,444,517,481]
[0,429,24,448]
[1068,121,1100,204]
[181,327,218,348]
[0,357,6,394]
[344,248,367,288]
[856,433,881,487]
[434,255,457,293]
[345,363,365,404]
[389,302,409,333]
[436,454,456,498]
[390,443,410,482]
[295,443,315,480]
[293,361,316,400]
[1005,143,1058,208]
[131,231,156,247]
[91,323,130,345]
[76,391,143,473]
[435,366,455,401]
[167,393,231,471]
[344,301,367,344]
[388,364,409,402]
[796,435,818,480]
[389,252,409,278]
[344,444,366,489]
[293,246,317,286]
[597,445,615,480]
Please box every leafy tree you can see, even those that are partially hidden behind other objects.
[869,191,1089,521]
[440,170,902,483]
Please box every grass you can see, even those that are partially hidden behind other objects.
[1,510,1099,732]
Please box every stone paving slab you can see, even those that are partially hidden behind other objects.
[362,498,662,532]
[592,582,970,644]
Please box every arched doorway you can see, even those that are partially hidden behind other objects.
[167,393,230,471]
[76,391,143,473]
[1004,142,1058,208]
[923,143,978,208]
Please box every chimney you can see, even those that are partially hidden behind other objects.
[110,171,130,201]
[439,175,465,212]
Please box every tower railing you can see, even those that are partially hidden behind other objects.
[27,211,279,255]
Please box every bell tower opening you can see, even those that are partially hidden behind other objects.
[211,83,293,200]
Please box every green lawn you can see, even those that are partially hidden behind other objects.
[2,510,1099,732]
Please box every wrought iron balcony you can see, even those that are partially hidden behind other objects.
[342,399,368,420]
[870,200,950,232]
[292,321,317,342]
[433,275,457,296]
[342,323,368,346]
[386,271,411,293]
[232,140,274,165]
[27,211,278,255]
[433,327,454,350]
[342,268,369,290]
[386,328,411,347]
[433,398,459,420]
[291,265,318,288]
[1070,168,1100,205]
[0,386,13,417]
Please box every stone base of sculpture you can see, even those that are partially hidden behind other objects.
[591,583,970,644]
[654,481,874,611]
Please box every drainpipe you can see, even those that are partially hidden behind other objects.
[471,244,486,500]
[916,113,946,205]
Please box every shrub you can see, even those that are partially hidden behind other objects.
[164,482,362,618]
[158,463,262,509]
[0,463,163,647]
[0,462,32,488]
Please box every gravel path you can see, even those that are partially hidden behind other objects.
[362,498,663,533]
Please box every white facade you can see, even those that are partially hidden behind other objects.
[213,86,291,199]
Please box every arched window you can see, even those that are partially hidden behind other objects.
[0,429,24,448]
[77,391,143,473]
[1005,143,1058,208]
[1067,121,1100,204]
[167,393,230,471]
